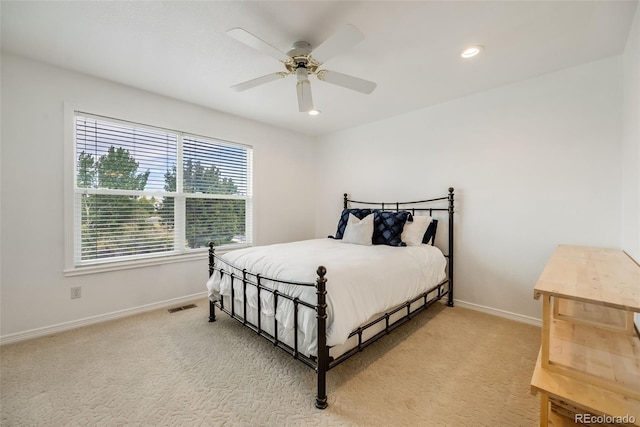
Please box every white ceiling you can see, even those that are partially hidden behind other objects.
[1,1,637,137]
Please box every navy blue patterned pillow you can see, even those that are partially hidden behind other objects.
[422,219,439,245]
[333,209,373,239]
[372,210,410,247]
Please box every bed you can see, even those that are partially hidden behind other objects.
[206,188,455,409]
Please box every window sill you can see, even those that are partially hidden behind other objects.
[64,244,249,277]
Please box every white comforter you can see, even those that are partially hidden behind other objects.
[206,238,446,352]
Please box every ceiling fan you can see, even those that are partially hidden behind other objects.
[227,24,377,113]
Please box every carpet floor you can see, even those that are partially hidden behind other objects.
[1,299,541,426]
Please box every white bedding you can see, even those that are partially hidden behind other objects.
[206,238,446,354]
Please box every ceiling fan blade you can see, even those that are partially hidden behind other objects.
[317,70,377,94]
[310,24,365,64]
[231,72,286,92]
[296,79,314,112]
[227,28,290,62]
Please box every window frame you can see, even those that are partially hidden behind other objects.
[63,104,253,276]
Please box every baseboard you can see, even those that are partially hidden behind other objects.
[0,292,208,346]
[453,299,542,327]
[1,294,540,345]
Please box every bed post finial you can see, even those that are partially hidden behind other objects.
[317,265,327,278]
[343,193,348,209]
[315,265,329,409]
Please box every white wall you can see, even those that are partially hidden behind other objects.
[315,56,623,322]
[621,6,640,331]
[0,53,317,341]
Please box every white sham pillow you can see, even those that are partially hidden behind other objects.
[401,215,433,246]
[341,213,374,245]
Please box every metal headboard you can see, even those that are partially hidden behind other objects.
[344,187,455,298]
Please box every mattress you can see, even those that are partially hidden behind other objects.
[206,238,447,356]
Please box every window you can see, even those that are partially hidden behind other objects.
[72,112,252,268]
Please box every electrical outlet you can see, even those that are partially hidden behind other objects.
[70,287,82,299]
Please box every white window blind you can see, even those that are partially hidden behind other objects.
[73,113,252,266]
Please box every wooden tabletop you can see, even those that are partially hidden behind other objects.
[533,245,640,312]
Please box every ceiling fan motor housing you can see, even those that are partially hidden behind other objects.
[285,41,320,75]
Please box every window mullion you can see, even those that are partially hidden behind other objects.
[175,133,185,252]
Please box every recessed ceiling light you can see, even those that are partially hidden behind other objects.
[461,45,483,59]
[308,109,321,116]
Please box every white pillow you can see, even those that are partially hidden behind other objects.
[341,213,374,245]
[401,215,433,246]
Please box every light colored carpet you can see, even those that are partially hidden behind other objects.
[1,299,541,426]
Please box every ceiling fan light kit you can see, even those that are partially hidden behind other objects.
[227,24,377,114]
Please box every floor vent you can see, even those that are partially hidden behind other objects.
[168,304,197,313]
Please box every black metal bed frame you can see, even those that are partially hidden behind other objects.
[208,188,454,409]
